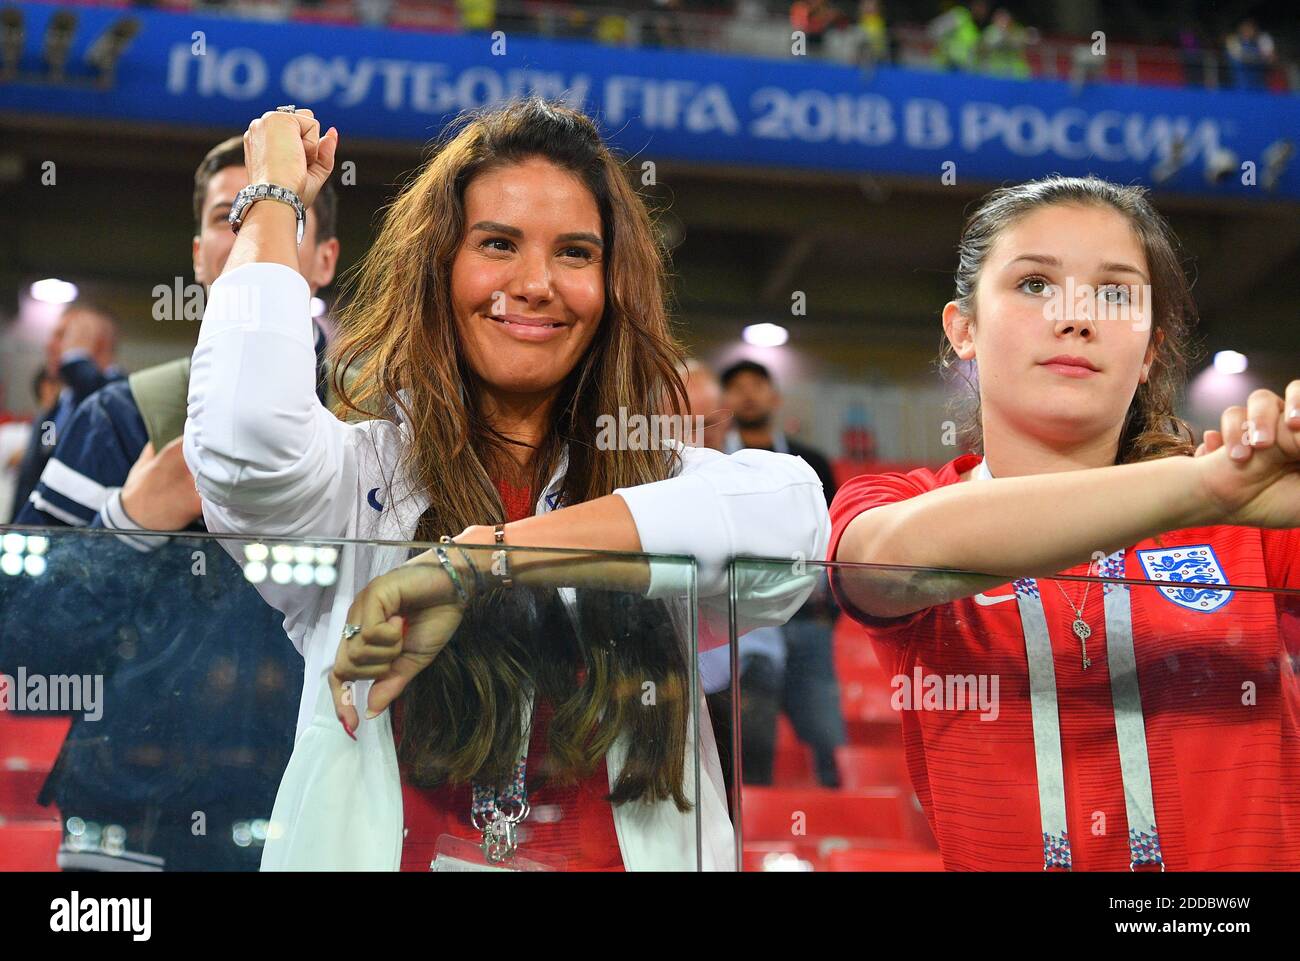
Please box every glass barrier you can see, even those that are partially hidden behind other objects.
[0,525,703,872]
[728,556,1300,872]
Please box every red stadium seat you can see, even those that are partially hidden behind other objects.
[0,765,53,820]
[833,615,903,728]
[0,713,70,769]
[825,846,945,872]
[0,822,61,872]
[741,786,909,843]
[834,744,910,791]
[770,715,815,787]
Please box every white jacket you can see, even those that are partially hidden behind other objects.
[183,262,831,871]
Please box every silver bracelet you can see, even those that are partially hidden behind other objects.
[433,545,470,605]
[442,536,486,596]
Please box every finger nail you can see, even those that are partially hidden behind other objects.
[1248,428,1264,446]
[1229,444,1249,460]
[1288,408,1299,422]
[340,717,356,741]
[365,709,379,720]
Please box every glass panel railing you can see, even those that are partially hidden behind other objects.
[0,526,700,872]
[729,556,1300,872]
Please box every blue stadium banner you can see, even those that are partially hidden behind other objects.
[2,2,1297,199]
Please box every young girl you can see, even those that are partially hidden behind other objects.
[183,100,829,870]
[830,176,1300,871]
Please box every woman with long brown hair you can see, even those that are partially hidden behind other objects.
[183,99,829,870]
[830,175,1300,870]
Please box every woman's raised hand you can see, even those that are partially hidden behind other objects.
[242,107,338,208]
[329,552,469,737]
[1194,380,1300,530]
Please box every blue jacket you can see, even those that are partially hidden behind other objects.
[8,353,125,524]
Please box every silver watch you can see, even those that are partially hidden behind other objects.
[228,182,306,246]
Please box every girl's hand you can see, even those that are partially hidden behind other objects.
[1194,381,1300,530]
[329,552,469,736]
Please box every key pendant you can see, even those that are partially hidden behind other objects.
[1073,617,1092,670]
[481,814,516,864]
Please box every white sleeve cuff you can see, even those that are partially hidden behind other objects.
[99,487,171,553]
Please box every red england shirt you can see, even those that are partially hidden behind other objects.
[828,453,1300,870]
[397,479,625,872]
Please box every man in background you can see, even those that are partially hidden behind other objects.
[721,359,845,788]
[0,371,59,522]
[7,303,124,522]
[720,359,837,503]
[2,135,338,870]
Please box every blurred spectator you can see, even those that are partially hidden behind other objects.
[855,0,888,66]
[1177,25,1206,87]
[355,0,393,27]
[928,0,984,71]
[679,358,728,451]
[7,302,124,524]
[594,10,630,45]
[721,359,844,788]
[0,371,57,522]
[980,7,1030,78]
[790,0,844,53]
[1226,18,1276,91]
[458,0,496,31]
[646,0,687,48]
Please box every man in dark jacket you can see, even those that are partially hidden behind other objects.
[8,302,125,523]
[2,135,339,870]
[720,359,846,788]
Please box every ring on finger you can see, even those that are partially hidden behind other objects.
[276,104,297,113]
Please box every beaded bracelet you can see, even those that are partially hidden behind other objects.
[448,542,487,595]
[440,535,487,596]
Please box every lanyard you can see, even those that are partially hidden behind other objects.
[974,458,1163,870]
[470,688,535,863]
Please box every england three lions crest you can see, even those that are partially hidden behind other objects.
[1136,544,1233,613]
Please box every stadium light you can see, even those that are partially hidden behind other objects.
[85,16,141,89]
[1,8,23,82]
[1262,139,1295,192]
[1069,44,1105,94]
[742,323,789,347]
[1150,135,1186,185]
[30,278,78,303]
[1203,146,1240,186]
[1213,350,1248,375]
[42,10,77,83]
